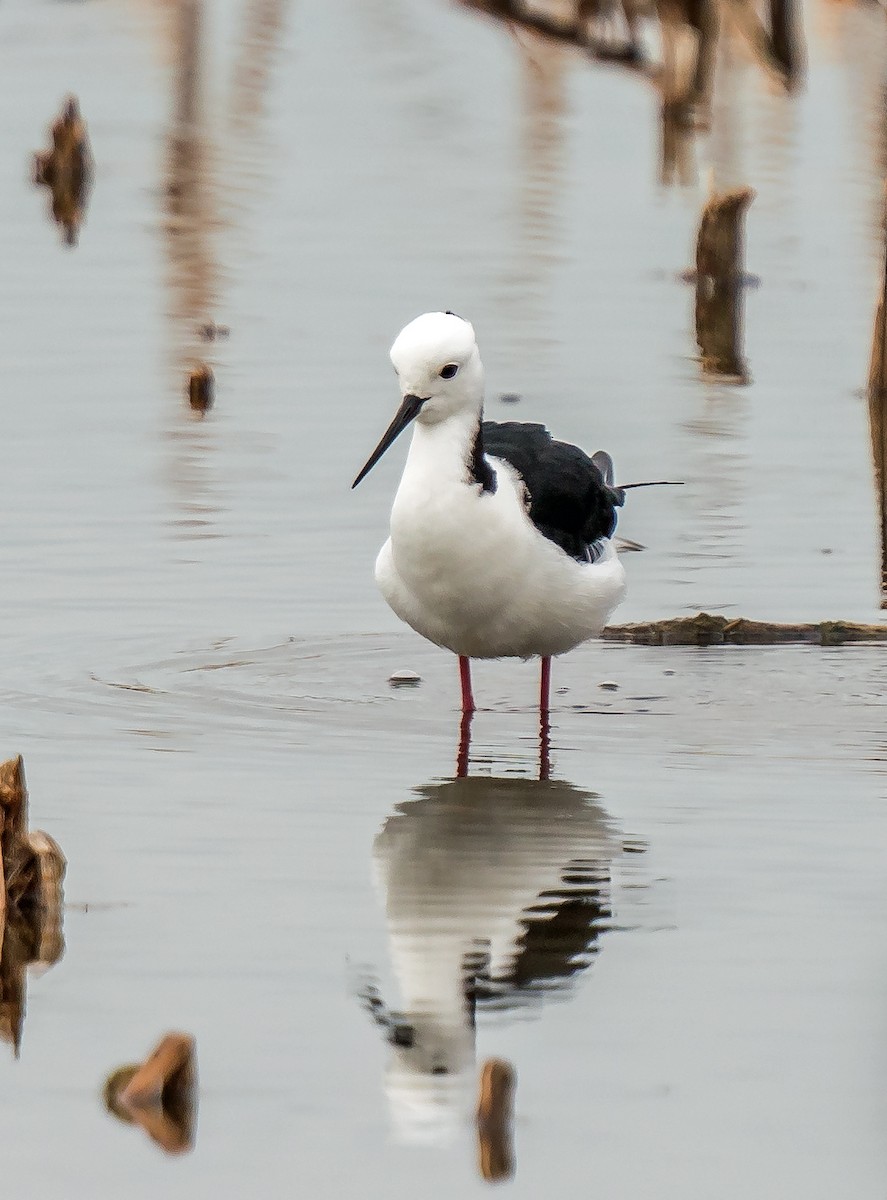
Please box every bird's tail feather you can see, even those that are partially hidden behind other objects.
[591,450,615,485]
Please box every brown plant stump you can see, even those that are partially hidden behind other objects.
[694,186,755,381]
[32,97,93,247]
[0,756,67,1054]
[189,363,214,413]
[104,1032,198,1155]
[476,1058,516,1183]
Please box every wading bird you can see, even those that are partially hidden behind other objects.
[353,311,664,714]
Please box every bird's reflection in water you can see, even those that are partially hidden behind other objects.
[361,718,634,1166]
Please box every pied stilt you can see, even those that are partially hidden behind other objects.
[353,311,662,715]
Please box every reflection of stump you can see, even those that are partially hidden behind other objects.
[720,0,801,89]
[0,757,66,1054]
[0,905,64,1054]
[659,101,694,187]
[694,186,755,381]
[659,0,719,112]
[104,1033,198,1155]
[867,192,887,606]
[476,1058,516,1183]
[32,97,93,247]
[770,0,804,86]
[656,0,718,185]
[657,2,698,183]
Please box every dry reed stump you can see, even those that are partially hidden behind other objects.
[32,96,93,247]
[476,1057,516,1183]
[694,186,755,381]
[188,363,214,413]
[0,756,66,1053]
[104,1032,197,1155]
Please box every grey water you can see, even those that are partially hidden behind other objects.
[1,0,887,1195]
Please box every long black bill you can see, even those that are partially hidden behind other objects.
[607,479,684,506]
[618,480,685,489]
[352,394,426,489]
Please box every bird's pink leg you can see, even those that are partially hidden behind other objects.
[458,655,475,715]
[539,655,551,716]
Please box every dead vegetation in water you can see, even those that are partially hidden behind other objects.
[32,96,93,247]
[0,756,66,1054]
[104,1032,197,1155]
[603,613,887,645]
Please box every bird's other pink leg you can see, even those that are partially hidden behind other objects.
[539,655,551,716]
[456,710,473,778]
[458,655,475,715]
[538,710,551,782]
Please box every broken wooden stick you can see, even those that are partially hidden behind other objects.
[104,1032,197,1155]
[602,613,887,646]
[476,1058,516,1183]
[694,185,755,381]
[32,96,93,247]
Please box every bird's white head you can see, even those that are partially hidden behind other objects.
[390,311,484,426]
[352,311,485,489]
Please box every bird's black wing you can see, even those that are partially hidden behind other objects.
[481,421,625,561]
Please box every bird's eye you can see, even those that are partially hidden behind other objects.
[440,364,459,379]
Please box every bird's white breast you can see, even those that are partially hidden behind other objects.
[375,420,626,659]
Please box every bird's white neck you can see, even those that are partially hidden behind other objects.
[404,409,482,491]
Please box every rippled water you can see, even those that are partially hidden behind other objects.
[2,0,887,1194]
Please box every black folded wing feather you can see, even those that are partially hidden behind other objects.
[481,421,625,561]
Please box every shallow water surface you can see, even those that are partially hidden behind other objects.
[2,0,887,1195]
[5,639,887,1196]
